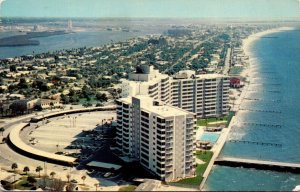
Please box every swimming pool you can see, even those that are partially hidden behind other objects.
[200,132,220,143]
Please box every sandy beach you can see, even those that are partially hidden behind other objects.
[231,26,296,111]
[240,26,295,78]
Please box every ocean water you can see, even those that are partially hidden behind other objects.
[206,28,300,191]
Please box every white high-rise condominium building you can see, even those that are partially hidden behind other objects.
[121,65,230,118]
[116,95,196,181]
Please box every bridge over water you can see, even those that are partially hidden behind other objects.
[215,157,300,173]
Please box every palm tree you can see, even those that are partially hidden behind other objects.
[81,175,86,185]
[66,174,71,183]
[23,166,30,174]
[50,171,56,179]
[11,163,18,172]
[36,166,43,177]
[94,183,99,191]
[0,127,4,136]
[56,144,59,152]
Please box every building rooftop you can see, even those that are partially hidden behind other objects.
[120,95,194,117]
[173,70,228,80]
[87,161,122,170]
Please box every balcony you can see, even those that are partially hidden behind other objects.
[166,154,173,160]
[116,131,122,136]
[165,168,173,173]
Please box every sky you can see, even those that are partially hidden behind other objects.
[0,0,299,19]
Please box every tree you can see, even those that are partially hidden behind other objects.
[2,137,7,143]
[27,176,37,184]
[50,171,56,179]
[66,174,71,183]
[56,144,60,152]
[23,166,30,174]
[18,78,29,89]
[0,127,4,136]
[81,175,86,185]
[66,182,76,192]
[11,163,18,172]
[47,178,65,192]
[96,93,108,102]
[36,166,43,177]
[50,102,54,110]
[94,183,100,191]
[61,94,70,104]
[96,103,103,107]
[34,104,43,111]
[81,85,92,99]
[9,65,17,72]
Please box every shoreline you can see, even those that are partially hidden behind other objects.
[235,26,295,110]
[240,26,295,78]
[201,26,296,191]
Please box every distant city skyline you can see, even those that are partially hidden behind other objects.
[0,0,299,19]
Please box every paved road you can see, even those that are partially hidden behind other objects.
[0,107,122,191]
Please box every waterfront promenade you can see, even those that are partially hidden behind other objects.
[199,67,251,190]
[199,116,237,190]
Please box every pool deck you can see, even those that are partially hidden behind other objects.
[200,132,221,143]
[199,116,237,190]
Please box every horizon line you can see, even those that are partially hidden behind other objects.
[1,16,300,21]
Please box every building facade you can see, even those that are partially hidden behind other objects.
[121,65,230,118]
[116,95,196,181]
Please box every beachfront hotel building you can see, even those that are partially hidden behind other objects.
[121,65,230,118]
[116,95,196,181]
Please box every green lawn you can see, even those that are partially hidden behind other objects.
[79,96,98,105]
[197,116,228,127]
[174,151,213,186]
[226,111,235,127]
[119,185,137,191]
[14,177,35,190]
[197,112,235,128]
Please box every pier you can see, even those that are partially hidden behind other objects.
[241,122,282,128]
[260,71,276,73]
[228,140,282,147]
[243,98,281,102]
[199,116,237,190]
[247,90,281,93]
[239,108,282,113]
[250,77,279,80]
[250,83,281,86]
[215,157,300,173]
